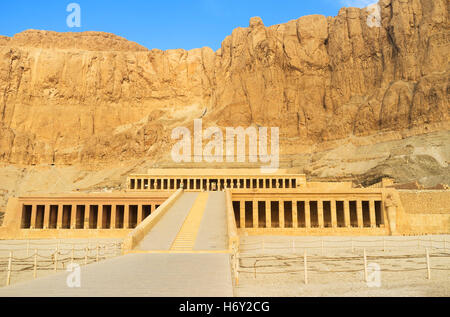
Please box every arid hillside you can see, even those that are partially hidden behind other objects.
[0,0,448,213]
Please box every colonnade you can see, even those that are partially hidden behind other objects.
[232,198,384,229]
[128,177,299,191]
[20,202,163,230]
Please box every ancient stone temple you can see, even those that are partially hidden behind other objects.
[0,169,448,244]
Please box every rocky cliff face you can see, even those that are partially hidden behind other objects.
[0,0,448,181]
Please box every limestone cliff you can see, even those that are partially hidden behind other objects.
[0,0,448,187]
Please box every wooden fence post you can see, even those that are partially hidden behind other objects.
[235,253,239,286]
[321,238,324,256]
[363,248,368,283]
[33,249,38,279]
[54,247,58,272]
[304,250,308,285]
[6,251,12,286]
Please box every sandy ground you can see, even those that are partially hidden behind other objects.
[0,239,122,287]
[235,235,450,297]
[1,235,448,297]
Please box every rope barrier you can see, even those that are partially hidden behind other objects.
[234,244,450,284]
[1,241,122,286]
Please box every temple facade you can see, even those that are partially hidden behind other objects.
[0,169,448,240]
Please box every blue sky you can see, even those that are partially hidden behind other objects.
[0,0,377,51]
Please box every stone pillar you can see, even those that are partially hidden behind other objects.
[124,205,130,229]
[288,179,292,188]
[318,200,324,228]
[331,200,337,228]
[369,200,376,228]
[292,201,298,228]
[357,200,363,228]
[265,200,271,228]
[305,200,311,228]
[71,204,77,229]
[279,200,285,228]
[57,204,63,229]
[111,205,117,229]
[84,205,90,229]
[137,204,143,224]
[207,179,210,191]
[97,205,104,229]
[253,200,258,228]
[30,205,37,229]
[344,200,350,228]
[43,204,50,229]
[240,200,245,229]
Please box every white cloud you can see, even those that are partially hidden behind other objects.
[340,0,378,8]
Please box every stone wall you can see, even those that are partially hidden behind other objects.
[399,191,450,214]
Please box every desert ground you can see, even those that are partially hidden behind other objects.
[0,238,122,287]
[0,235,448,297]
[234,235,450,297]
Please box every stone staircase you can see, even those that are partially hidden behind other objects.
[170,192,209,251]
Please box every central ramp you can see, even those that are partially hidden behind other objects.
[137,191,227,252]
[171,192,209,251]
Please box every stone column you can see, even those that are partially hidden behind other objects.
[357,200,363,228]
[369,200,376,228]
[318,200,324,228]
[111,205,117,229]
[43,204,50,229]
[279,200,285,228]
[84,205,90,229]
[124,205,130,229]
[30,205,37,229]
[292,201,298,228]
[252,200,258,228]
[71,204,77,229]
[240,200,245,229]
[331,200,337,228]
[305,200,311,228]
[265,200,271,228]
[57,204,63,229]
[97,205,104,229]
[207,179,210,191]
[137,204,143,224]
[344,200,350,228]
